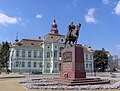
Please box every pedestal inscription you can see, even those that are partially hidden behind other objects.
[62,62,72,71]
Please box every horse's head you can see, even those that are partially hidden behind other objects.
[71,23,81,37]
[77,23,81,30]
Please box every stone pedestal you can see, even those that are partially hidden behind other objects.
[53,44,110,85]
[60,44,86,79]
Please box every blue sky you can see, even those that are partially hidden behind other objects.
[0,0,120,56]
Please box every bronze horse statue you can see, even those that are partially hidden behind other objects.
[64,22,81,47]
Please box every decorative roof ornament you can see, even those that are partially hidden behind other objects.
[15,35,19,42]
[50,19,58,34]
[13,33,20,46]
[52,19,57,29]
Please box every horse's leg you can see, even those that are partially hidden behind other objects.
[75,38,78,44]
[64,39,68,48]
[64,41,67,48]
[76,37,78,44]
[69,41,72,47]
[72,41,75,46]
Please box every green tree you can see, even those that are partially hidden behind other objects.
[94,49,108,72]
[0,52,4,73]
[0,41,10,73]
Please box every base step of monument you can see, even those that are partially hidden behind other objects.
[52,77,110,86]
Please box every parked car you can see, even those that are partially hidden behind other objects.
[32,71,42,74]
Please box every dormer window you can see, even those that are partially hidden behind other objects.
[51,36,53,38]
[61,39,63,42]
[31,43,33,45]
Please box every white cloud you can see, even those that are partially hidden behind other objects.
[0,12,18,25]
[113,1,120,15]
[102,0,110,5]
[18,17,22,21]
[36,14,42,19]
[116,45,120,51]
[85,8,97,24]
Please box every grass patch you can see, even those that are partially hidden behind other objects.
[0,74,25,79]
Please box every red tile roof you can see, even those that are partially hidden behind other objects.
[22,38,43,42]
[49,33,63,36]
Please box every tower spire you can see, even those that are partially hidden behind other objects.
[13,32,19,46]
[15,32,19,42]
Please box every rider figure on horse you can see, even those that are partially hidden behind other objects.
[65,22,81,47]
[68,22,75,38]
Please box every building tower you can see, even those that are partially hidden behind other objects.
[13,35,20,46]
[50,19,58,34]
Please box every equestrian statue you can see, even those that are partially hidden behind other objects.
[64,22,81,47]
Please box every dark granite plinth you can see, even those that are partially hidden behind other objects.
[60,44,86,79]
[54,44,110,86]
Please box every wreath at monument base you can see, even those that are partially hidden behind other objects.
[63,72,68,78]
